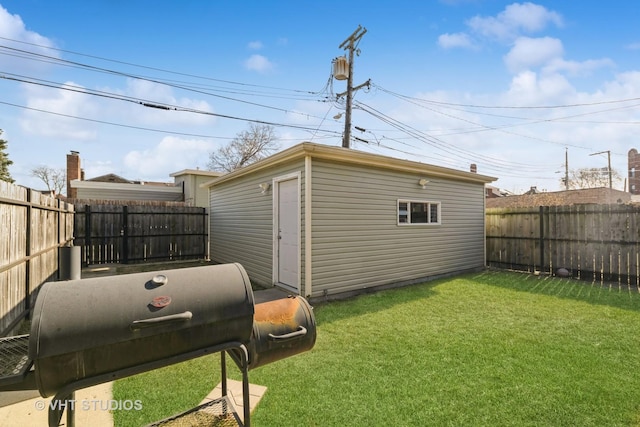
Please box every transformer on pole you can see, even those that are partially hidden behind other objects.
[334,25,367,149]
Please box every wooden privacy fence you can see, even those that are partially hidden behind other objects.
[486,204,640,286]
[73,202,207,265]
[0,182,74,336]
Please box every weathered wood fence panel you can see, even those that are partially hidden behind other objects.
[73,202,207,265]
[0,182,74,335]
[486,204,640,286]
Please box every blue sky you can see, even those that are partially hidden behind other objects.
[1,1,639,194]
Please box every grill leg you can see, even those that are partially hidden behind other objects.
[48,391,74,427]
[242,366,250,427]
[222,346,251,426]
[221,351,228,397]
[67,391,75,427]
[235,346,251,427]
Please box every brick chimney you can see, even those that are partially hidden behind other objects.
[629,149,640,194]
[470,163,477,173]
[66,151,81,199]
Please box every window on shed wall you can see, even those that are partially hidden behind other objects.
[398,200,441,225]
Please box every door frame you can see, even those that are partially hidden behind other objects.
[272,172,301,293]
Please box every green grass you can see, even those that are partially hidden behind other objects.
[113,270,640,426]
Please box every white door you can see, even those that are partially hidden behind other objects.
[276,177,299,291]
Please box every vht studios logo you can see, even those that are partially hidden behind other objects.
[35,399,143,411]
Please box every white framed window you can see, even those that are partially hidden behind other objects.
[398,200,441,225]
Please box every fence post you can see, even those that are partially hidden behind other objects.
[122,205,129,264]
[539,206,545,273]
[25,189,32,317]
[202,207,207,260]
[84,205,91,266]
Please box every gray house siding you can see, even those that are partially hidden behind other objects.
[209,160,306,287]
[310,159,485,297]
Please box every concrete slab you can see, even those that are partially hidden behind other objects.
[0,382,114,426]
[201,380,267,424]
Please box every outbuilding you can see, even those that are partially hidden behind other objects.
[203,142,495,300]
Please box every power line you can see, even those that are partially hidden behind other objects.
[0,100,232,139]
[0,98,342,138]
[0,36,327,95]
[374,83,640,110]
[355,101,557,174]
[0,45,328,117]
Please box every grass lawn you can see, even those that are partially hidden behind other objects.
[113,270,640,426]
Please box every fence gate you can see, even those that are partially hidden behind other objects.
[74,203,207,265]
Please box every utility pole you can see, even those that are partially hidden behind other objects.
[337,25,367,148]
[589,150,612,188]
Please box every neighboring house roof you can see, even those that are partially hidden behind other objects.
[486,185,513,198]
[202,142,496,188]
[88,173,179,187]
[87,173,132,184]
[486,187,631,209]
[170,169,223,179]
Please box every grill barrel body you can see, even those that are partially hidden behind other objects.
[29,263,255,397]
[247,295,316,370]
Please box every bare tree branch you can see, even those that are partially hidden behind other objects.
[208,124,279,172]
[31,166,67,195]
[562,167,622,190]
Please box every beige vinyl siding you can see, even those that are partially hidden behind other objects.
[75,186,183,201]
[310,159,485,297]
[176,174,215,207]
[209,161,305,287]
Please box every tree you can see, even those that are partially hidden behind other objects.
[208,124,279,172]
[31,166,66,195]
[562,167,622,190]
[0,130,14,183]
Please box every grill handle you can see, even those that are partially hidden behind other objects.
[268,326,307,341]
[130,311,193,330]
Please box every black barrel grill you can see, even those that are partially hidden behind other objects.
[0,263,316,427]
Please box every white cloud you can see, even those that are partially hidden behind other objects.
[248,40,263,50]
[244,54,274,73]
[105,78,217,126]
[82,160,115,180]
[504,37,614,77]
[504,36,564,73]
[20,81,98,140]
[543,58,614,77]
[505,70,575,105]
[0,4,58,72]
[0,5,55,47]
[438,32,477,49]
[601,71,640,98]
[123,136,215,180]
[467,2,563,42]
[626,42,640,50]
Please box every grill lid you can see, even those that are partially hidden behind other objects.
[28,263,255,397]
